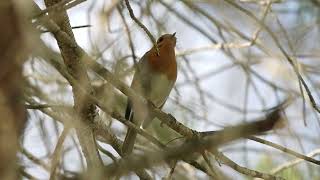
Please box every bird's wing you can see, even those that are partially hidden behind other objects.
[123,53,152,155]
[130,53,153,96]
[125,53,152,121]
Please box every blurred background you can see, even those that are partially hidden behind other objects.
[3,0,320,179]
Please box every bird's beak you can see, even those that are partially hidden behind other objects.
[172,32,176,37]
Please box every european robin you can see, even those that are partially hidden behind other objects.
[122,33,177,155]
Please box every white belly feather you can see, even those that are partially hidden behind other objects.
[148,73,174,107]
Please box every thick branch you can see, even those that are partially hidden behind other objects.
[42,0,102,175]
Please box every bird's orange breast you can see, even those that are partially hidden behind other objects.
[146,45,177,81]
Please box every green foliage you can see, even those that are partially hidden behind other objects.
[279,167,303,180]
[254,154,304,180]
[255,154,274,172]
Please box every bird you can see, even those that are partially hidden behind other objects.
[122,33,177,155]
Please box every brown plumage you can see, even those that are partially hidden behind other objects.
[122,33,177,155]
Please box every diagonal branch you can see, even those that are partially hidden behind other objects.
[248,136,320,166]
[103,113,284,177]
[124,0,159,54]
[224,0,320,114]
[40,0,102,177]
[216,151,284,180]
[271,149,320,174]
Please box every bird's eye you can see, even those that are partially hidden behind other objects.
[157,37,164,43]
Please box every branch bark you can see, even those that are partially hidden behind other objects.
[0,1,27,179]
[43,0,102,177]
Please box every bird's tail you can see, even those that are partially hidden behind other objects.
[122,127,137,155]
[122,100,137,155]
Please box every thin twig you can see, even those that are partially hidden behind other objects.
[124,0,159,55]
[40,25,91,33]
[117,6,137,65]
[216,151,284,180]
[248,136,320,166]
[224,0,320,114]
[49,128,70,180]
[33,0,86,19]
[271,149,320,174]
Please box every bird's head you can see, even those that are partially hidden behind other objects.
[156,32,176,48]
